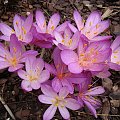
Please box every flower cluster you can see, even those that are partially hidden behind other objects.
[0,10,120,120]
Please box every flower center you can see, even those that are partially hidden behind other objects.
[9,57,18,67]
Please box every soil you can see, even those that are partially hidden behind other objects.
[0,0,120,120]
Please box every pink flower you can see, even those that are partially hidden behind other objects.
[0,34,37,72]
[61,37,111,74]
[38,85,80,120]
[53,28,80,50]
[18,56,50,91]
[45,47,90,93]
[0,13,33,43]
[78,80,105,118]
[109,36,120,70]
[68,10,112,41]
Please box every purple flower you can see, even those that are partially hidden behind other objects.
[18,55,50,91]
[0,14,33,43]
[61,37,111,74]
[38,85,80,120]
[78,80,105,118]
[108,36,120,70]
[68,10,112,41]
[45,47,90,93]
[0,34,37,72]
[53,28,80,50]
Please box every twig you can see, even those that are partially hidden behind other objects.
[40,48,45,58]
[0,95,16,120]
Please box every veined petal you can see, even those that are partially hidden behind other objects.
[47,13,60,34]
[111,36,120,51]
[24,32,33,43]
[91,35,112,41]
[54,31,63,43]
[0,35,10,41]
[65,98,80,110]
[0,23,13,36]
[23,13,33,32]
[38,95,54,104]
[31,81,40,90]
[68,23,78,33]
[68,62,83,73]
[84,86,105,96]
[39,70,50,83]
[36,10,46,33]
[58,106,70,119]
[41,84,57,97]
[0,61,10,70]
[61,50,78,65]
[8,64,24,72]
[18,70,28,80]
[52,78,62,93]
[74,10,84,31]
[84,100,97,118]
[59,87,69,98]
[43,105,57,120]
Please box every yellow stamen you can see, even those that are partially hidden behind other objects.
[96,24,99,29]
[22,27,26,34]
[94,32,98,35]
[13,47,17,53]
[89,22,92,26]
[114,56,117,58]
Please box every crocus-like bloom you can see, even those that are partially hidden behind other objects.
[0,34,37,72]
[53,28,80,50]
[109,36,120,70]
[18,56,50,91]
[61,37,111,74]
[38,85,80,120]
[0,13,33,43]
[68,10,112,41]
[45,47,90,93]
[78,80,105,118]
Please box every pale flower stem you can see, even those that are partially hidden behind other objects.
[0,95,16,120]
[40,48,45,58]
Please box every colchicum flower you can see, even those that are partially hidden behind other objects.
[0,13,33,43]
[109,36,120,70]
[53,29,80,50]
[18,56,50,91]
[45,47,90,93]
[0,34,37,72]
[61,37,111,74]
[68,10,112,41]
[78,80,105,118]
[38,85,80,120]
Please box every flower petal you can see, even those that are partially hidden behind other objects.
[59,87,69,98]
[68,62,83,73]
[21,80,32,92]
[39,70,50,83]
[38,95,54,104]
[61,50,78,65]
[58,106,70,119]
[65,98,80,110]
[18,70,28,80]
[43,105,57,120]
[47,13,60,34]
[41,84,57,97]
[68,23,78,33]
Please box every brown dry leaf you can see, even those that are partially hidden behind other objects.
[0,79,7,85]
[15,109,30,119]
[102,78,113,91]
[102,7,113,19]
[110,100,120,107]
[102,100,110,120]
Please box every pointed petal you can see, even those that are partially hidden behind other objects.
[23,13,33,32]
[65,98,80,110]
[43,105,57,120]
[0,35,10,41]
[52,78,62,93]
[61,50,78,65]
[41,84,57,97]
[85,86,105,96]
[91,35,112,41]
[18,70,28,80]
[24,32,33,43]
[38,95,54,104]
[8,64,24,72]
[36,10,46,33]
[39,70,50,83]
[68,23,78,33]
[74,10,84,31]
[47,13,60,34]
[54,31,63,43]
[0,61,10,70]
[84,100,97,118]
[58,106,70,119]
[0,23,13,36]
[59,87,69,98]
